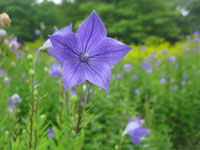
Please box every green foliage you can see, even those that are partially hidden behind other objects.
[0,0,58,42]
[0,34,200,149]
[60,0,181,44]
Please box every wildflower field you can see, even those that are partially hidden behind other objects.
[1,0,200,150]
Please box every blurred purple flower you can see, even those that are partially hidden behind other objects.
[186,40,190,46]
[38,56,42,62]
[160,78,166,84]
[134,89,140,95]
[81,85,87,105]
[155,59,161,66]
[132,75,137,81]
[152,51,157,57]
[9,100,15,109]
[87,89,93,102]
[16,52,24,59]
[0,68,5,77]
[8,94,22,111]
[71,87,77,95]
[184,75,188,81]
[140,45,147,51]
[141,61,152,73]
[194,45,199,53]
[181,81,185,86]
[117,74,122,80]
[170,56,176,63]
[9,37,21,52]
[47,127,54,138]
[110,65,115,70]
[48,10,131,93]
[33,80,38,86]
[49,64,62,78]
[161,49,166,54]
[194,37,199,43]
[124,64,131,71]
[124,116,149,146]
[171,86,178,92]
[194,31,199,37]
[35,29,40,36]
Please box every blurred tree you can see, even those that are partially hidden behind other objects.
[184,0,200,33]
[0,0,58,42]
[60,0,181,44]
[170,0,200,35]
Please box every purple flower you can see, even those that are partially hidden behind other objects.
[47,127,54,138]
[124,116,149,146]
[160,78,166,84]
[110,65,115,70]
[117,74,123,80]
[41,25,72,65]
[194,45,199,53]
[9,100,15,109]
[161,50,166,54]
[194,37,199,43]
[81,85,87,105]
[170,56,176,63]
[152,51,157,57]
[194,31,199,37]
[141,61,152,73]
[0,68,5,77]
[156,59,161,66]
[49,63,62,78]
[184,75,188,81]
[33,80,38,86]
[185,40,190,46]
[124,64,131,71]
[8,94,22,111]
[16,52,24,59]
[171,86,178,92]
[134,89,140,95]
[87,89,93,102]
[48,11,131,93]
[35,29,40,36]
[71,87,77,95]
[132,75,137,81]
[140,45,147,51]
[9,37,21,52]
[181,81,185,86]
[38,56,42,62]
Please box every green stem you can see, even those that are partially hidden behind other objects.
[119,135,124,150]
[29,78,34,150]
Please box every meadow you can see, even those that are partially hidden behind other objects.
[0,0,200,149]
[1,27,200,150]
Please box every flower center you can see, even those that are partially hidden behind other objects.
[80,53,89,62]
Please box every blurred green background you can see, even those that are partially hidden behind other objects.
[0,0,200,150]
[0,0,200,44]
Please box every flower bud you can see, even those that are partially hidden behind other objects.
[71,94,78,103]
[71,130,76,138]
[4,130,9,135]
[22,129,26,134]
[0,29,7,44]
[0,13,11,28]
[29,69,35,76]
[27,54,33,61]
[34,90,38,97]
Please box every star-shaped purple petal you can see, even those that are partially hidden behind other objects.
[125,116,149,146]
[48,10,132,93]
